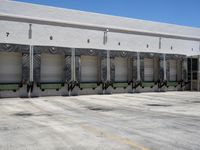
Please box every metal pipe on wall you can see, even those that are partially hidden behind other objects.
[107,50,110,81]
[137,52,141,81]
[163,54,167,81]
[29,45,33,82]
[191,57,193,91]
[198,56,200,91]
[71,48,76,81]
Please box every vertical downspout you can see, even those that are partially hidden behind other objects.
[198,56,200,91]
[181,59,184,81]
[71,48,76,81]
[28,45,33,97]
[29,45,33,83]
[163,54,167,81]
[191,57,193,91]
[29,23,33,83]
[199,43,200,91]
[107,50,110,82]
[185,58,188,83]
[137,52,141,81]
[28,24,33,97]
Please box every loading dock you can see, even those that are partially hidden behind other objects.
[33,46,71,94]
[0,52,22,92]
[40,53,65,91]
[110,51,134,90]
[80,55,98,83]
[0,1,200,97]
[1,1,200,149]
[75,49,106,93]
[169,59,177,82]
[0,44,29,95]
[165,54,187,89]
[138,53,160,90]
[0,52,22,84]
[144,58,154,82]
[114,57,128,83]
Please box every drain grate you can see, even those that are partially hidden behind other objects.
[146,104,172,107]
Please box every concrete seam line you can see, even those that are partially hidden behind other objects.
[81,124,151,150]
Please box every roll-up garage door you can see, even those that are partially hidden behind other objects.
[144,58,154,81]
[169,60,177,81]
[41,54,64,83]
[0,52,22,83]
[115,57,128,82]
[81,56,98,82]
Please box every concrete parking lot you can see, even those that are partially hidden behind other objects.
[0,92,200,150]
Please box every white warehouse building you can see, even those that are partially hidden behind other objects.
[0,0,200,98]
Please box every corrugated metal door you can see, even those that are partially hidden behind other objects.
[40,54,64,83]
[81,56,98,82]
[115,57,128,82]
[0,52,22,83]
[144,58,154,81]
[169,60,177,81]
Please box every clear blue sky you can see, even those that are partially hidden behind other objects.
[15,0,200,28]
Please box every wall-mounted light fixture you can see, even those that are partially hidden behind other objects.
[29,24,32,39]
[159,37,162,49]
[103,28,109,45]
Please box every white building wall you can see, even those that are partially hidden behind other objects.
[0,20,199,56]
[0,1,200,56]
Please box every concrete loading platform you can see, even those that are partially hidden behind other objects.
[0,46,189,97]
[0,92,200,150]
